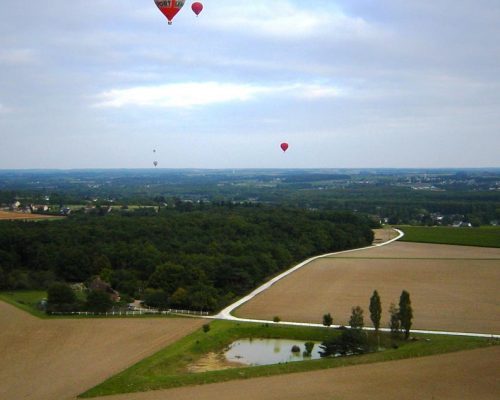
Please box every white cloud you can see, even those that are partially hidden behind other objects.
[95,82,341,108]
[0,49,38,65]
[200,0,375,39]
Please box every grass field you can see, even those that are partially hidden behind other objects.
[0,290,48,318]
[399,226,500,247]
[80,319,495,398]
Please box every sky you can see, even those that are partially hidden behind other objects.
[0,0,499,169]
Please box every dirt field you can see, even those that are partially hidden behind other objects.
[0,302,204,400]
[236,242,500,333]
[372,228,399,244]
[92,346,500,400]
[0,210,63,220]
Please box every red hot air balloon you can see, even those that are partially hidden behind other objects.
[192,2,203,16]
[280,143,289,152]
[154,0,186,25]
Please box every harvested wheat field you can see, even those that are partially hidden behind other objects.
[0,210,63,220]
[237,242,500,334]
[92,346,500,400]
[0,302,204,400]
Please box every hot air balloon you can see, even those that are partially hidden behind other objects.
[153,161,158,167]
[191,2,203,16]
[154,0,186,25]
[280,143,289,152]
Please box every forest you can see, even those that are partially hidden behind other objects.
[0,205,374,311]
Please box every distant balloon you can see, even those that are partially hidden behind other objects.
[153,161,158,167]
[153,149,156,153]
[191,2,203,16]
[280,143,289,152]
[154,0,186,25]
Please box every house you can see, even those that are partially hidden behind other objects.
[60,207,71,216]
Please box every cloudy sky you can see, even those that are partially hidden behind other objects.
[0,0,499,169]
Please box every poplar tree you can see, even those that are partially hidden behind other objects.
[399,290,413,339]
[369,290,382,332]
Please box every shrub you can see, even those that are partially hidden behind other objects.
[86,290,113,313]
[322,313,333,327]
[273,316,281,323]
[304,341,315,355]
[320,329,369,357]
[202,323,211,333]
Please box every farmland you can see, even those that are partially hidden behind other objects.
[236,241,500,334]
[88,346,500,400]
[0,301,204,400]
[81,319,492,398]
[399,226,500,247]
[0,210,63,221]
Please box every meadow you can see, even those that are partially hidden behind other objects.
[399,226,500,247]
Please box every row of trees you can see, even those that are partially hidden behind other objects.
[322,290,414,337]
[320,290,413,357]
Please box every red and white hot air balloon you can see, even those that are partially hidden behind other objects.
[154,0,186,25]
[191,2,203,16]
[280,143,289,152]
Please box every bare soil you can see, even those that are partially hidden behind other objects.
[0,210,63,220]
[237,242,500,333]
[0,301,204,400]
[187,352,245,373]
[372,228,399,244]
[92,346,500,400]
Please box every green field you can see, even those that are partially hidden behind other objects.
[79,320,494,398]
[399,226,500,248]
[0,291,48,318]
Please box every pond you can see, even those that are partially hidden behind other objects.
[224,338,322,366]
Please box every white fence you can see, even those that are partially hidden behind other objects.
[50,308,210,317]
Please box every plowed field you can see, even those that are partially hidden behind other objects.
[0,302,204,400]
[236,242,500,333]
[0,210,63,220]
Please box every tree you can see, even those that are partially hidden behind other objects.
[47,283,77,312]
[399,290,413,339]
[86,290,113,313]
[349,306,364,329]
[143,288,169,310]
[304,341,315,355]
[369,290,382,332]
[389,303,401,338]
[323,313,333,327]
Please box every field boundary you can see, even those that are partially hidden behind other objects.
[214,228,500,339]
[216,229,404,320]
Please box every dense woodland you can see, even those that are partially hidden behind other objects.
[0,206,374,311]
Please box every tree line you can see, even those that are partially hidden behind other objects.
[0,205,374,312]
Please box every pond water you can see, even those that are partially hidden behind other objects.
[224,338,322,366]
